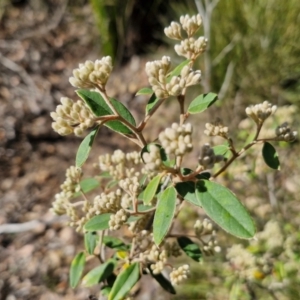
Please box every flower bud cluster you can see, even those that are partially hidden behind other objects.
[52,192,70,215]
[194,219,221,255]
[149,246,168,274]
[145,56,172,99]
[145,56,202,99]
[109,208,130,230]
[69,57,113,89]
[275,122,297,142]
[246,101,277,124]
[51,97,96,136]
[164,21,182,40]
[198,144,224,169]
[98,150,141,180]
[89,189,123,216]
[119,176,140,197]
[159,123,193,157]
[142,144,163,172]
[180,65,202,86]
[204,119,229,138]
[180,14,203,37]
[175,37,208,60]
[60,166,83,197]
[169,264,190,285]
[165,14,206,60]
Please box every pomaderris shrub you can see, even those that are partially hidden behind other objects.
[50,14,297,299]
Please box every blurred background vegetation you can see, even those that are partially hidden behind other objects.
[89,0,300,107]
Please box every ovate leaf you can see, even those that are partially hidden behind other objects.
[136,87,153,95]
[80,178,99,193]
[177,236,202,262]
[84,213,111,231]
[142,174,163,205]
[69,252,86,288]
[103,236,128,251]
[153,186,177,245]
[196,180,255,239]
[175,181,200,206]
[82,259,116,287]
[77,89,136,134]
[84,231,98,255]
[109,263,140,300]
[213,143,230,159]
[188,93,218,114]
[262,142,280,170]
[145,93,160,114]
[76,126,100,167]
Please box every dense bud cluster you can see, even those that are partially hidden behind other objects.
[198,144,224,169]
[159,123,193,156]
[164,14,206,60]
[98,150,142,180]
[109,209,130,230]
[69,56,113,89]
[142,144,163,172]
[52,192,70,216]
[51,97,96,136]
[119,176,140,197]
[145,56,202,99]
[204,119,229,138]
[164,21,182,40]
[246,101,277,124]
[194,219,221,255]
[180,14,203,36]
[175,37,208,60]
[89,189,123,216]
[60,166,82,196]
[275,122,297,142]
[169,264,190,285]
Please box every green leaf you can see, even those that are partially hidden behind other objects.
[188,93,218,114]
[145,93,160,114]
[80,178,99,193]
[177,236,202,262]
[84,231,98,255]
[213,143,230,158]
[142,174,163,205]
[103,236,128,251]
[167,59,190,78]
[109,263,140,300]
[262,142,280,170]
[77,89,136,134]
[149,268,176,294]
[82,259,116,287]
[181,168,211,180]
[76,126,100,167]
[175,181,201,206]
[84,213,111,231]
[101,286,112,297]
[69,252,86,288]
[153,186,177,245]
[136,87,153,95]
[196,180,256,239]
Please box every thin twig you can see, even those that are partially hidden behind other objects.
[0,52,41,113]
[0,215,68,234]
